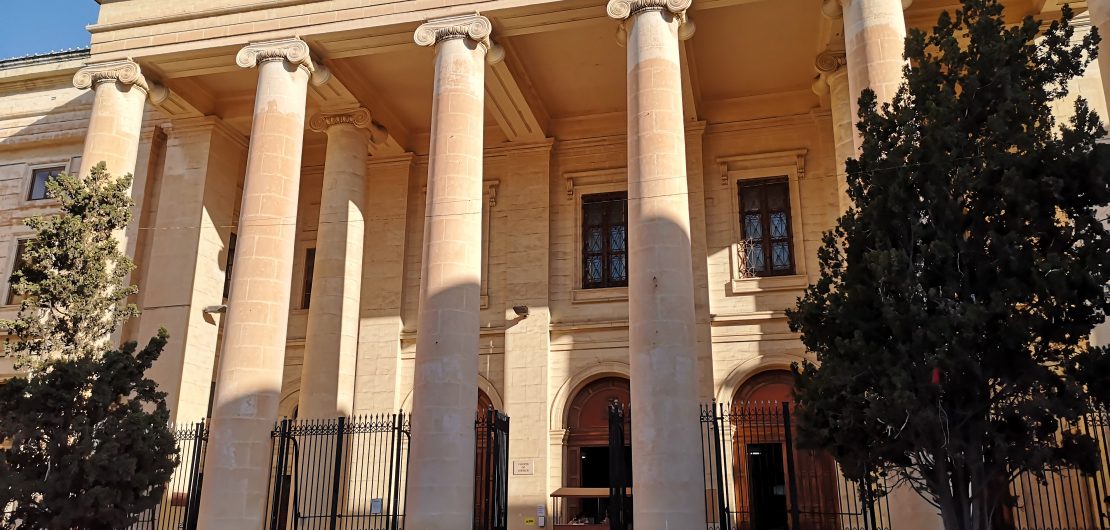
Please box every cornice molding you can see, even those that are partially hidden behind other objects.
[72,59,167,103]
[413,13,505,64]
[236,38,331,85]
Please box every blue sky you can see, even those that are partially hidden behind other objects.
[1,1,100,60]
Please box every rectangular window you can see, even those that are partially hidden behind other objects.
[301,248,315,309]
[582,192,628,289]
[222,233,237,299]
[6,240,30,305]
[28,166,64,201]
[738,178,795,277]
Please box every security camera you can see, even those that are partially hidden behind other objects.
[512,305,529,317]
[202,304,227,314]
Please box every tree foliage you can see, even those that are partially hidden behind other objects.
[787,2,1110,529]
[0,163,177,530]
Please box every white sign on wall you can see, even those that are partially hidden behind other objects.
[513,460,534,475]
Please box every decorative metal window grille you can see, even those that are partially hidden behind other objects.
[582,192,628,289]
[28,166,64,201]
[738,178,794,277]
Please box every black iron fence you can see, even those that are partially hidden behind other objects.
[264,413,412,530]
[474,407,510,530]
[130,421,208,530]
[700,401,892,530]
[1006,408,1110,530]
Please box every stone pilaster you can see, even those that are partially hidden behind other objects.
[406,14,499,529]
[840,0,910,150]
[138,117,245,424]
[298,108,380,419]
[198,38,317,530]
[608,1,706,529]
[817,50,853,211]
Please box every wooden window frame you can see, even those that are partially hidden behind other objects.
[566,168,628,303]
[738,177,795,277]
[581,191,628,290]
[24,163,68,202]
[720,150,810,295]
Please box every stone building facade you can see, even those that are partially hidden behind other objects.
[0,0,1108,529]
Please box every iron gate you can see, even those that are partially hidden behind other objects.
[474,407,510,530]
[130,421,208,530]
[700,401,891,530]
[1005,407,1110,530]
[264,413,411,530]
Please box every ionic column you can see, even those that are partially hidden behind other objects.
[607,2,706,529]
[72,59,166,180]
[1090,0,1110,347]
[407,14,502,529]
[817,50,853,210]
[73,59,167,255]
[842,0,910,150]
[298,108,382,419]
[198,38,325,530]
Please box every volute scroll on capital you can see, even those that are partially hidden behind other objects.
[309,108,388,144]
[236,38,332,85]
[608,0,696,43]
[815,50,847,75]
[72,59,169,104]
[413,14,505,64]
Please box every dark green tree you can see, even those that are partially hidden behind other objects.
[0,163,178,530]
[787,2,1110,530]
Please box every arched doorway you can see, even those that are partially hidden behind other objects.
[731,371,839,530]
[564,377,631,523]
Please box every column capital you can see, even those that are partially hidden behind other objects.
[414,13,505,64]
[815,49,847,75]
[608,0,696,42]
[73,59,167,103]
[236,38,331,85]
[309,108,388,144]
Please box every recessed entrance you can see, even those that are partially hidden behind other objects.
[564,377,631,524]
[732,370,840,530]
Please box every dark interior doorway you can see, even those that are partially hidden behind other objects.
[564,377,632,525]
[747,442,788,530]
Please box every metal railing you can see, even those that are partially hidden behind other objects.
[130,421,208,530]
[1006,408,1110,530]
[474,407,510,530]
[700,401,892,530]
[265,413,412,530]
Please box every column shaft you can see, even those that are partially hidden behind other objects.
[76,69,148,180]
[1090,0,1110,347]
[408,15,497,528]
[198,41,313,530]
[614,3,707,529]
[827,68,854,210]
[844,0,908,150]
[299,114,370,419]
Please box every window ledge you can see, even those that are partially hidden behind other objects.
[729,274,809,295]
[571,287,628,304]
